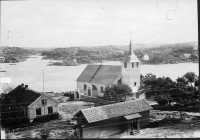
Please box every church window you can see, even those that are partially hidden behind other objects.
[84,84,87,90]
[132,63,134,68]
[88,89,91,96]
[101,86,104,93]
[124,63,127,68]
[118,79,122,84]
[137,62,139,67]
[134,82,136,86]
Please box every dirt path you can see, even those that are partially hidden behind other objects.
[120,119,200,138]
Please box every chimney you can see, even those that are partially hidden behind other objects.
[25,85,28,90]
[21,83,24,87]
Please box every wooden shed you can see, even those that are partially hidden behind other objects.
[74,99,152,138]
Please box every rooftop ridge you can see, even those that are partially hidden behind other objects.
[81,99,145,112]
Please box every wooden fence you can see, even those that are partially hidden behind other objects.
[80,95,115,106]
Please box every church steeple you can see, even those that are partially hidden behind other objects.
[121,40,141,95]
[123,39,140,62]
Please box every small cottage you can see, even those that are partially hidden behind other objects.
[7,84,59,120]
[74,99,152,138]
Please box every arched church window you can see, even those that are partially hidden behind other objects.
[124,63,127,68]
[101,86,104,93]
[134,82,136,86]
[132,63,134,68]
[84,84,87,90]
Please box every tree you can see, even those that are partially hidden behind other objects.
[1,91,30,128]
[2,85,13,94]
[140,73,157,89]
[183,72,197,87]
[176,77,188,88]
[194,75,199,88]
[103,84,132,102]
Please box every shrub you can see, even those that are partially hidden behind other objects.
[64,92,74,99]
[33,112,59,123]
[157,100,168,106]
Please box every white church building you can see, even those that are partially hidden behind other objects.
[74,40,144,100]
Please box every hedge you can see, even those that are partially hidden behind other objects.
[33,112,59,123]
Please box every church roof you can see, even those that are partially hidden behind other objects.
[123,40,140,62]
[76,65,121,85]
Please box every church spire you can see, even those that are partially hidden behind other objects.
[122,39,140,62]
[129,39,133,55]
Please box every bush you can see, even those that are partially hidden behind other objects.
[157,100,168,106]
[33,112,59,123]
[64,93,74,99]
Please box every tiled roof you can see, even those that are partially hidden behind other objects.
[8,85,42,107]
[76,65,121,85]
[75,99,152,123]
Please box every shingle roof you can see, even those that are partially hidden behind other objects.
[8,85,42,107]
[75,99,152,123]
[76,65,121,85]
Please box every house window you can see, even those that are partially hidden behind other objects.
[41,99,47,105]
[137,62,139,67]
[84,84,87,90]
[101,86,104,93]
[132,63,134,68]
[134,82,136,86]
[36,108,41,116]
[124,63,127,68]
[118,79,122,84]
[48,106,53,114]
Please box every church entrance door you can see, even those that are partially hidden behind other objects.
[92,85,97,97]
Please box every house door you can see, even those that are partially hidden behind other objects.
[76,92,79,99]
[131,119,140,131]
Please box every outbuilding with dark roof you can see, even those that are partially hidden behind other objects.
[74,99,152,138]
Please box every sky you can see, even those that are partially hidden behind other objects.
[1,0,198,48]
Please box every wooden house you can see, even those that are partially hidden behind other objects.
[74,99,152,138]
[7,84,59,120]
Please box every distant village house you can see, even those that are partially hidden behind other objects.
[7,84,59,120]
[184,53,191,58]
[143,54,149,60]
[0,57,5,63]
[74,99,152,138]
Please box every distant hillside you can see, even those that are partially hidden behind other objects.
[1,41,198,65]
[40,42,198,65]
[0,46,37,63]
[134,42,198,64]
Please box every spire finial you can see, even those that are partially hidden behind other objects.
[129,39,132,55]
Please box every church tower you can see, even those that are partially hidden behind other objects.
[121,40,140,93]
